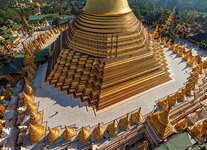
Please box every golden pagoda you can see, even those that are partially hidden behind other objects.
[30,111,41,124]
[92,123,105,141]
[107,120,118,138]
[119,113,131,131]
[63,126,76,142]
[45,0,171,110]
[29,124,45,144]
[47,127,60,144]
[78,127,91,145]
[147,108,173,140]
[131,107,143,124]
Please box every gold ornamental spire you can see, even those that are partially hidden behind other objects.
[30,111,41,124]
[107,120,118,137]
[22,91,33,104]
[29,124,45,144]
[25,80,34,95]
[83,0,132,16]
[27,102,37,113]
[131,107,143,124]
[47,127,60,144]
[92,123,105,141]
[78,127,91,145]
[119,113,131,131]
[63,126,76,142]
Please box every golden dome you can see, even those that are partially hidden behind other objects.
[131,107,143,124]
[107,120,118,138]
[119,113,131,131]
[83,0,132,16]
[27,102,37,113]
[29,124,45,144]
[30,111,41,124]
[47,127,60,144]
[63,126,76,142]
[92,123,105,141]
[78,127,91,145]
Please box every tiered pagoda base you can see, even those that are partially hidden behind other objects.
[45,11,171,110]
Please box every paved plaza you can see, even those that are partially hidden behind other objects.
[31,44,207,129]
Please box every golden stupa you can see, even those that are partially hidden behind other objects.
[29,124,45,144]
[78,127,91,144]
[92,123,105,141]
[147,108,173,140]
[107,120,118,137]
[47,127,60,144]
[63,126,76,142]
[45,0,170,110]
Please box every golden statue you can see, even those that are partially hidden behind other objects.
[92,123,105,141]
[147,108,173,140]
[30,111,41,124]
[119,113,131,131]
[107,120,118,138]
[78,127,91,145]
[47,127,60,144]
[131,107,143,124]
[29,124,45,144]
[63,126,76,142]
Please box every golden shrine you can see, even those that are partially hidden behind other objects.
[45,0,171,110]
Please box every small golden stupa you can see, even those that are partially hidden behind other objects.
[107,120,118,138]
[30,111,41,124]
[78,127,91,145]
[119,113,131,131]
[92,123,105,141]
[22,91,33,104]
[47,127,60,144]
[29,124,45,144]
[63,126,76,142]
[147,108,173,140]
[131,107,143,124]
